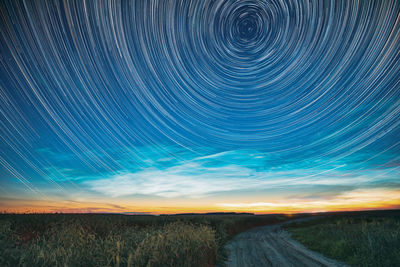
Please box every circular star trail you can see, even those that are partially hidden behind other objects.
[0,0,399,195]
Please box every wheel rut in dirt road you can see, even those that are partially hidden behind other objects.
[222,219,348,267]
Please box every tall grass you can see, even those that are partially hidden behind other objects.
[285,215,400,267]
[0,213,289,266]
[133,222,216,267]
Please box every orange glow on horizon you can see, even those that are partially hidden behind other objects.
[2,188,399,215]
[2,204,399,215]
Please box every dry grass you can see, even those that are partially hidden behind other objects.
[0,213,289,266]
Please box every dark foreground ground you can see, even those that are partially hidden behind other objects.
[0,210,399,266]
[284,210,400,267]
[0,212,293,266]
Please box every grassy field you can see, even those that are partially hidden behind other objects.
[284,210,400,267]
[0,212,291,266]
[3,210,398,266]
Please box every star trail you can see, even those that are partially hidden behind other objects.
[0,0,399,213]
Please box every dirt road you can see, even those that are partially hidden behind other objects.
[222,219,347,267]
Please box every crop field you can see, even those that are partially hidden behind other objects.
[0,213,291,266]
[284,210,400,267]
[2,210,398,267]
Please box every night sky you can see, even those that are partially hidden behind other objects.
[0,0,399,213]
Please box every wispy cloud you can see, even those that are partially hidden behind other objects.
[87,164,257,198]
[216,188,400,213]
[85,149,400,198]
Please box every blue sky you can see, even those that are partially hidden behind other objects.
[0,0,399,213]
